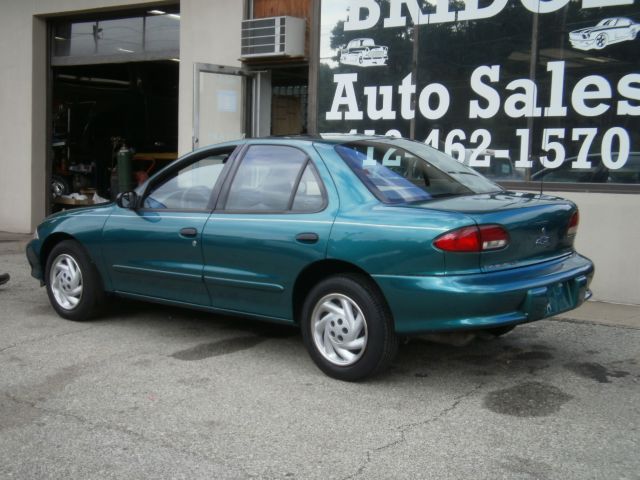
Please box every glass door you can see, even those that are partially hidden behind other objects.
[193,63,260,149]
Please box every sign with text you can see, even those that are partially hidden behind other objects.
[318,0,640,184]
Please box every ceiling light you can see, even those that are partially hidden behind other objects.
[118,48,134,53]
[54,36,66,41]
[149,9,165,15]
[167,14,180,19]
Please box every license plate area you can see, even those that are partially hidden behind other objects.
[545,281,573,316]
[523,274,589,321]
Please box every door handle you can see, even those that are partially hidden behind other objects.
[179,227,198,238]
[295,232,319,244]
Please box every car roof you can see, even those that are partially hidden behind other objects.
[253,134,402,145]
[190,134,411,155]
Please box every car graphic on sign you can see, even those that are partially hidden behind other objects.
[569,17,640,51]
[340,38,388,66]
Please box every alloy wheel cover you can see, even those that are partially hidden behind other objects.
[50,254,83,310]
[311,293,368,366]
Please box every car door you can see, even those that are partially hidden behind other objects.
[201,143,338,320]
[101,146,237,305]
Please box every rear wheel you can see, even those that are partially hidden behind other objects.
[301,274,397,381]
[45,240,105,321]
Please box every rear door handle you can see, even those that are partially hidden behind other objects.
[179,227,198,238]
[295,232,319,244]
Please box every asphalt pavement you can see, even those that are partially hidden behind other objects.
[1,234,639,479]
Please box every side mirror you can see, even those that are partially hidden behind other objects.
[116,191,139,209]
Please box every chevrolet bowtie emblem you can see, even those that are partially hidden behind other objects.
[535,227,551,247]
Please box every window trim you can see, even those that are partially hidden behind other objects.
[217,144,328,214]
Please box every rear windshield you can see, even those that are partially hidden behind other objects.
[335,138,502,204]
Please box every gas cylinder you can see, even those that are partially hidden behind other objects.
[117,143,133,194]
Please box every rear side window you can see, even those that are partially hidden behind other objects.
[335,139,501,204]
[292,164,325,212]
[224,145,325,212]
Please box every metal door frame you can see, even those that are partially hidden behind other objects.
[192,62,264,150]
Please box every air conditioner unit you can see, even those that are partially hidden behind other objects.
[241,16,305,59]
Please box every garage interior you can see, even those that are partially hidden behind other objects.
[48,7,180,212]
[51,61,179,207]
[48,0,313,212]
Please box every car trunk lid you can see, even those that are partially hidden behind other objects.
[409,192,577,272]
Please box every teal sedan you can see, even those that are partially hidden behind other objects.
[27,136,594,380]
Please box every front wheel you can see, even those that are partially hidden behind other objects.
[595,33,608,49]
[301,274,397,381]
[45,240,105,321]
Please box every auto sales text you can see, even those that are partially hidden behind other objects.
[326,61,640,122]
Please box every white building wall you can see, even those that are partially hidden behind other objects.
[0,0,639,305]
[177,0,245,155]
[0,1,37,234]
[551,191,640,305]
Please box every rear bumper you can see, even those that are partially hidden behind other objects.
[373,253,594,335]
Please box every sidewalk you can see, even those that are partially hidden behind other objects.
[555,300,640,329]
[2,231,639,329]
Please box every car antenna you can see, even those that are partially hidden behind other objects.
[539,176,544,197]
[538,157,544,198]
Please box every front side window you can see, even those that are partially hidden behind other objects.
[225,145,319,212]
[335,139,501,204]
[143,151,231,210]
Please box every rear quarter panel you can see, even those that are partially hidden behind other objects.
[314,142,475,276]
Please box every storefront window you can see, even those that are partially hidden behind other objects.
[52,9,179,62]
[317,0,640,189]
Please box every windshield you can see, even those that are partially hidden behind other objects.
[335,139,502,204]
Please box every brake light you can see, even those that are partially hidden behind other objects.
[433,225,509,252]
[567,210,579,237]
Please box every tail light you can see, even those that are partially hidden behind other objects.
[567,210,579,237]
[433,225,509,252]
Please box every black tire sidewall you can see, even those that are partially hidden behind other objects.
[45,240,103,321]
[301,274,396,381]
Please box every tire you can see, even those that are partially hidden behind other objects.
[484,325,516,337]
[45,240,105,321]
[301,274,397,381]
[51,175,70,199]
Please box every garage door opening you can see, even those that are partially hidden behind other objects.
[51,61,178,208]
[48,7,179,212]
